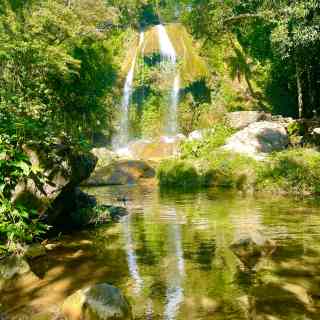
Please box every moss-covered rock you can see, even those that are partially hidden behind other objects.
[24,244,46,259]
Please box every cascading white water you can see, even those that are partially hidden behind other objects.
[113,32,144,150]
[156,24,180,136]
[168,74,180,135]
[156,24,177,63]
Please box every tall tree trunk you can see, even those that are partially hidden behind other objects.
[296,61,303,118]
[307,67,315,117]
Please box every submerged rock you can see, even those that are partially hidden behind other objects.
[84,160,155,186]
[0,256,30,290]
[105,205,128,221]
[230,237,276,268]
[62,283,132,320]
[227,111,271,130]
[223,121,289,159]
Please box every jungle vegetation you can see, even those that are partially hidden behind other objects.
[0,0,319,250]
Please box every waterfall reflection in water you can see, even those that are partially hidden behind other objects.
[163,209,185,320]
[4,185,320,320]
[123,214,144,294]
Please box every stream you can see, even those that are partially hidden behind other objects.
[3,185,320,319]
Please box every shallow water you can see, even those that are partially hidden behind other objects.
[3,186,320,320]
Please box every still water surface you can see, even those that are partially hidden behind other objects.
[3,185,320,319]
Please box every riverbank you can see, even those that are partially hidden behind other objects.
[157,148,320,196]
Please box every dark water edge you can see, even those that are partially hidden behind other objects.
[2,185,320,320]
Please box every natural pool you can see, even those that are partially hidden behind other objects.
[2,185,320,320]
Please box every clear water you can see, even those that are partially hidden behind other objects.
[3,186,320,320]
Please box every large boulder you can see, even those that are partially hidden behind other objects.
[61,283,132,320]
[84,160,155,186]
[128,135,186,160]
[91,148,116,169]
[223,121,289,159]
[226,111,271,130]
[11,143,97,226]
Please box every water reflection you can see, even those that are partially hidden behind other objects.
[5,187,320,319]
[163,209,185,320]
[122,214,144,294]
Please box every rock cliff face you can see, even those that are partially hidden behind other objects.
[12,143,97,227]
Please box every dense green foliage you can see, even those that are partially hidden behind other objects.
[157,159,200,188]
[0,0,124,250]
[180,123,235,159]
[158,148,320,195]
[179,0,320,117]
[1,0,319,251]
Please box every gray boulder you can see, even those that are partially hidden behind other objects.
[223,121,289,159]
[62,283,132,320]
[227,111,271,130]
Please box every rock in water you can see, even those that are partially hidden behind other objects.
[62,284,132,320]
[0,256,30,290]
[226,111,271,130]
[223,121,289,159]
[230,237,276,268]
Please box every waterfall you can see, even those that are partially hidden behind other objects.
[156,24,177,63]
[156,24,180,136]
[168,74,180,135]
[113,32,144,150]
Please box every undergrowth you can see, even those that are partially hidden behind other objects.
[157,148,320,196]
